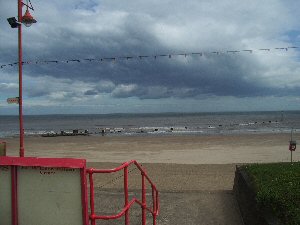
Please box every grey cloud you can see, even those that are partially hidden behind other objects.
[95,80,116,92]
[84,90,98,95]
[111,84,138,98]
[1,0,300,102]
[0,83,18,90]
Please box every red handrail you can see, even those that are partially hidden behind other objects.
[87,160,159,225]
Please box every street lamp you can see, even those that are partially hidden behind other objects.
[7,0,37,157]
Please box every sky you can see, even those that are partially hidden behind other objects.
[0,0,300,115]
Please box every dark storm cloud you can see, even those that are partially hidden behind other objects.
[24,52,297,99]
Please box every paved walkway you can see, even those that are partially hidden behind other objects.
[89,163,244,225]
[93,190,243,225]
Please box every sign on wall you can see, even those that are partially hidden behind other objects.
[18,166,83,225]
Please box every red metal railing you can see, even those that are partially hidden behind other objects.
[87,160,159,225]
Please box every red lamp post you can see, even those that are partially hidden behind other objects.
[8,0,37,157]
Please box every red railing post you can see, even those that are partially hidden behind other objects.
[152,186,156,225]
[156,190,159,216]
[124,166,129,225]
[141,172,146,225]
[88,171,96,225]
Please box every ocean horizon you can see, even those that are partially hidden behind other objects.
[0,110,299,138]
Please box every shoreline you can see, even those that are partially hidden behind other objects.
[2,133,299,164]
[2,125,298,138]
[2,128,298,139]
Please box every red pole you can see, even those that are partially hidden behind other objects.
[18,0,25,157]
[124,166,129,225]
[142,173,146,225]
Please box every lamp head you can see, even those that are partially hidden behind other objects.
[22,9,37,27]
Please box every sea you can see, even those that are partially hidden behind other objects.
[0,111,299,138]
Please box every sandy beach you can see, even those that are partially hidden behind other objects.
[3,133,299,164]
[2,133,298,224]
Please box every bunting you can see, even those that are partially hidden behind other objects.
[0,46,298,69]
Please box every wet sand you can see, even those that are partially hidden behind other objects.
[3,133,299,164]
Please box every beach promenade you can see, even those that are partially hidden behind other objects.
[4,133,299,224]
